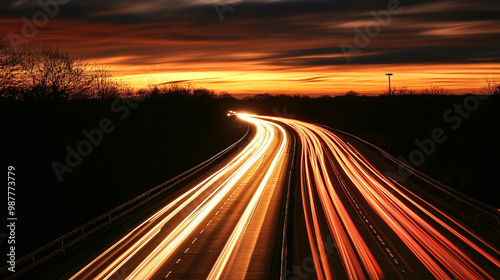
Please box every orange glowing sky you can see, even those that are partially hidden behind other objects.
[1,0,499,96]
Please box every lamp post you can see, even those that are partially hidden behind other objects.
[386,73,393,95]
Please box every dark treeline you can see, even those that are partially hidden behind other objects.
[0,40,236,101]
[386,84,499,96]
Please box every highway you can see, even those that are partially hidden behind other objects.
[68,115,291,280]
[67,113,500,280]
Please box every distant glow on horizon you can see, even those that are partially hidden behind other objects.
[118,63,500,96]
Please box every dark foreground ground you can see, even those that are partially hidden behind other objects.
[0,96,246,257]
[1,93,499,261]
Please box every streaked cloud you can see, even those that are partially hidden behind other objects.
[1,0,499,94]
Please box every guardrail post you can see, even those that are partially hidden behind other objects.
[62,240,65,253]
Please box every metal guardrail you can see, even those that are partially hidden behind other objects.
[318,124,499,222]
[1,126,250,279]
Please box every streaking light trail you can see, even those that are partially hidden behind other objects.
[70,114,290,280]
[69,113,499,280]
[260,115,500,280]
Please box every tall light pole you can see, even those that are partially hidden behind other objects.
[386,73,393,96]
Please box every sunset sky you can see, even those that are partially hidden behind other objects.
[1,0,500,96]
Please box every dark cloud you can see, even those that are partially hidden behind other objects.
[1,0,499,92]
[261,46,500,66]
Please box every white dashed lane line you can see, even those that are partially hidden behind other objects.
[329,156,403,270]
[164,178,247,278]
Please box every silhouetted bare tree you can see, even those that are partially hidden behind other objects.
[217,91,234,99]
[399,86,416,95]
[420,86,451,95]
[482,81,500,95]
[384,86,450,96]
[252,93,273,100]
[89,64,124,99]
[193,88,216,98]
[391,86,418,95]
[0,39,26,98]
[344,90,360,97]
[165,82,193,96]
[1,41,126,100]
[22,47,95,100]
